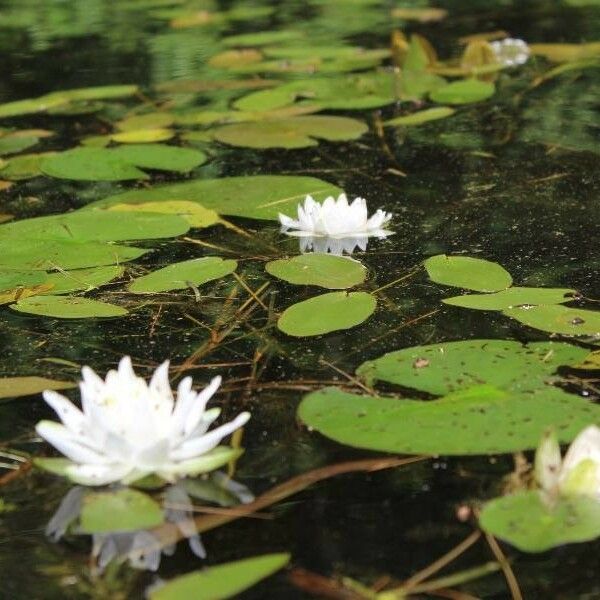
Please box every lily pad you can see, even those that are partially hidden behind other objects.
[504,305,600,336]
[0,376,75,401]
[424,254,512,292]
[278,291,376,337]
[430,79,495,104]
[443,287,576,310]
[212,116,368,149]
[223,30,303,46]
[150,553,291,600]
[384,106,456,127]
[86,175,343,221]
[356,340,587,395]
[128,257,237,294]
[42,265,124,295]
[266,254,366,289]
[298,385,600,455]
[0,270,46,292]
[79,488,164,533]
[479,490,600,552]
[107,201,221,229]
[40,145,206,181]
[0,152,55,180]
[11,296,128,319]
[0,239,147,271]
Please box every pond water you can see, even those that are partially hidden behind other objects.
[0,0,599,598]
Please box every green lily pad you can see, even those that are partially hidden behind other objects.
[266,254,366,289]
[0,211,189,243]
[223,30,303,47]
[430,79,495,104]
[504,304,600,336]
[356,340,587,395]
[424,254,512,292]
[384,106,456,127]
[107,201,221,229]
[40,144,206,181]
[0,152,55,181]
[0,239,147,271]
[212,116,368,149]
[11,295,128,318]
[298,385,600,455]
[0,270,46,292]
[0,376,75,401]
[42,265,124,294]
[128,257,237,293]
[150,553,291,600]
[443,287,576,310]
[79,488,164,533]
[86,175,343,221]
[278,291,376,337]
[479,490,600,552]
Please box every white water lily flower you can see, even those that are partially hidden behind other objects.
[35,357,250,486]
[490,38,530,67]
[279,194,392,238]
[535,425,600,501]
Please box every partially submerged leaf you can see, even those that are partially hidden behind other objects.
[0,376,75,401]
[278,291,376,337]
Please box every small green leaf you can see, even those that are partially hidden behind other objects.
[430,79,495,104]
[425,254,512,292]
[79,488,164,533]
[128,257,237,293]
[150,553,291,600]
[504,304,600,336]
[278,291,376,337]
[298,385,600,455]
[383,106,455,126]
[443,287,576,310]
[0,376,75,401]
[479,490,600,552]
[11,296,128,318]
[266,254,366,289]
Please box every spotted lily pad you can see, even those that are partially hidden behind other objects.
[504,305,600,336]
[87,175,343,221]
[212,116,368,149]
[79,488,164,533]
[443,287,576,310]
[424,254,512,292]
[150,553,291,600]
[356,340,587,395]
[479,490,600,552]
[266,254,366,289]
[40,144,206,181]
[298,385,600,455]
[278,291,376,337]
[11,296,128,318]
[128,257,237,294]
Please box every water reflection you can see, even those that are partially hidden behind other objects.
[46,473,253,572]
[299,233,392,256]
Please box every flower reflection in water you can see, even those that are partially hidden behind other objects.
[46,473,254,572]
[298,233,392,256]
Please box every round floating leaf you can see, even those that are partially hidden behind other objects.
[479,490,600,552]
[356,340,587,395]
[150,553,291,600]
[129,257,237,294]
[266,254,366,289]
[443,287,576,310]
[278,291,376,337]
[298,385,600,455]
[40,144,206,181]
[0,211,189,243]
[79,488,164,533]
[87,175,343,221]
[0,376,75,401]
[383,106,455,126]
[430,79,495,104]
[11,295,128,318]
[107,201,221,229]
[0,239,147,271]
[212,116,368,149]
[504,304,600,336]
[424,254,512,292]
[42,265,124,295]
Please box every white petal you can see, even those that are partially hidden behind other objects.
[561,425,600,475]
[42,390,86,435]
[36,421,107,464]
[65,462,133,486]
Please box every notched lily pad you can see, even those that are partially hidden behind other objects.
[278,291,376,337]
[504,304,600,336]
[266,254,366,289]
[443,287,576,310]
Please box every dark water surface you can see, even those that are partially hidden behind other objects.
[0,1,599,598]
